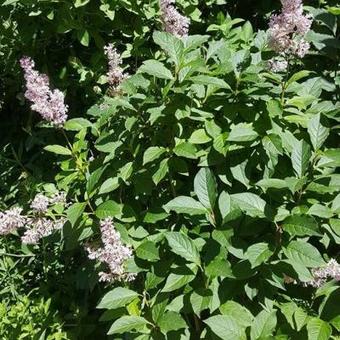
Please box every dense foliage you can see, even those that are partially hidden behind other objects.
[0,0,340,339]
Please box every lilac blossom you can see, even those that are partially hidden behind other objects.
[104,44,128,94]
[86,217,135,282]
[267,58,288,73]
[268,0,312,58]
[50,191,67,205]
[20,56,68,125]
[305,259,340,288]
[0,207,26,235]
[159,0,190,37]
[21,217,66,245]
[30,194,50,213]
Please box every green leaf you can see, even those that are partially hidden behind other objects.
[108,316,150,335]
[307,114,329,150]
[190,289,212,315]
[245,243,273,268]
[307,318,332,340]
[189,75,231,89]
[74,0,90,7]
[231,193,267,218]
[256,178,288,190]
[283,215,320,237]
[189,129,212,144]
[205,315,246,340]
[95,200,122,219]
[162,265,197,292]
[250,310,277,340]
[284,241,326,268]
[220,301,253,328]
[291,140,312,178]
[44,145,72,156]
[157,312,187,333]
[66,202,86,227]
[173,142,198,159]
[206,258,233,278]
[64,118,92,131]
[99,178,119,195]
[194,167,217,210]
[97,288,139,309]
[287,70,312,87]
[78,29,90,46]
[331,193,340,214]
[87,166,107,196]
[218,191,242,223]
[308,203,333,218]
[136,241,160,262]
[139,60,173,80]
[163,196,207,215]
[166,232,201,266]
[153,31,184,66]
[227,123,258,142]
[143,146,166,165]
[152,158,169,185]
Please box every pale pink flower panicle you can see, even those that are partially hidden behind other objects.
[0,207,26,235]
[30,194,50,213]
[86,217,135,282]
[306,259,340,288]
[20,56,68,126]
[160,0,190,37]
[267,58,288,73]
[21,217,66,245]
[268,0,312,58]
[104,44,128,94]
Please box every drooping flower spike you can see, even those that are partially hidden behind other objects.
[159,0,190,38]
[104,44,128,94]
[86,217,135,282]
[20,56,68,126]
[268,0,312,58]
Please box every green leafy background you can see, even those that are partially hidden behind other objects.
[0,0,339,339]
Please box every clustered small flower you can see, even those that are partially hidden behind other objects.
[0,207,26,235]
[0,191,67,245]
[20,56,68,126]
[30,193,50,213]
[268,0,312,58]
[305,259,340,288]
[104,44,128,94]
[21,217,65,244]
[86,217,135,283]
[160,0,190,37]
[267,58,288,73]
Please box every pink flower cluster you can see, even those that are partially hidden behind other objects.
[0,207,26,235]
[160,0,190,37]
[0,192,67,244]
[20,56,68,126]
[268,0,312,58]
[104,44,128,94]
[21,217,65,244]
[86,217,135,283]
[306,259,340,288]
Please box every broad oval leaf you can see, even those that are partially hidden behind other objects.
[231,193,268,218]
[205,315,247,340]
[108,316,150,335]
[194,167,217,210]
[97,287,139,309]
[96,200,122,219]
[163,196,207,216]
[284,240,326,268]
[166,232,201,266]
[139,60,173,80]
